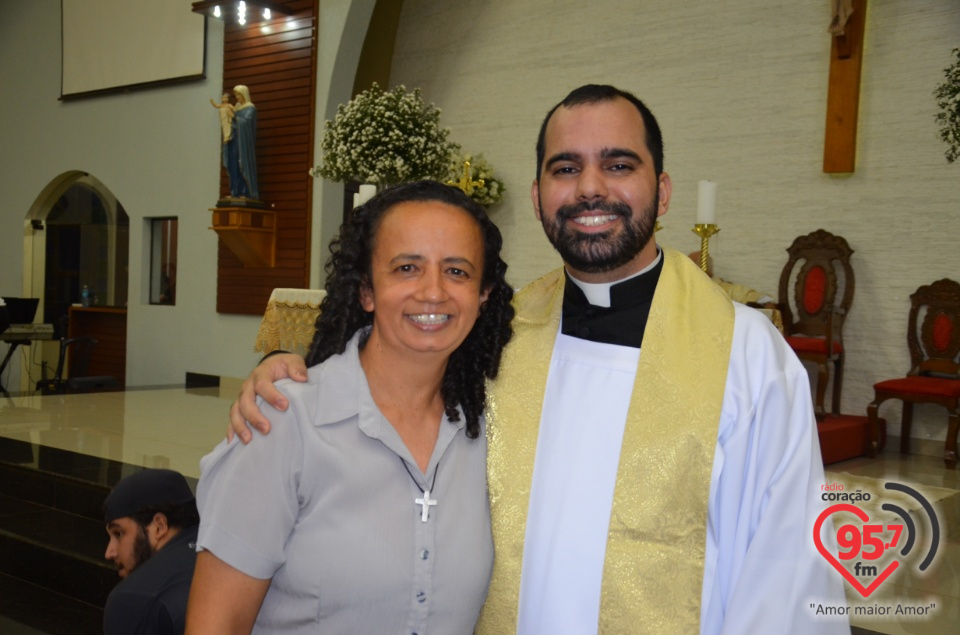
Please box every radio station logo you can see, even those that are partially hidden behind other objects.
[814,481,940,598]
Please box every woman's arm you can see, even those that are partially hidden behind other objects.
[185,550,270,635]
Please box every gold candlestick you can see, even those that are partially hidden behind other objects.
[447,160,484,195]
[691,224,720,273]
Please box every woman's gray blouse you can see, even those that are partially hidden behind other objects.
[197,334,493,634]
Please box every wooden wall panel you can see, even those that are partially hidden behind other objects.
[216,0,317,315]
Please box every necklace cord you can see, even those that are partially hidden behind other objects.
[400,457,439,493]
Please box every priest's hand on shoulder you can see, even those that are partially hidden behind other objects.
[227,352,308,444]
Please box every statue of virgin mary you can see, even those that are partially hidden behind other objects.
[225,84,259,200]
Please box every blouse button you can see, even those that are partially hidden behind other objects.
[420,549,429,560]
[416,591,426,603]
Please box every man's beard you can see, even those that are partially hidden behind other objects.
[127,526,155,576]
[540,193,658,274]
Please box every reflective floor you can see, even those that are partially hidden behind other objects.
[0,386,957,635]
[0,383,240,480]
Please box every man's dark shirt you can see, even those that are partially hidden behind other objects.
[103,524,198,635]
[560,255,663,349]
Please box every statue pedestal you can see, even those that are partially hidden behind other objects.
[216,197,269,209]
[210,206,276,268]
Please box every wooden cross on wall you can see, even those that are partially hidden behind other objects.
[823,0,867,173]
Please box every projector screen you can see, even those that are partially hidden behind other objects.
[62,0,206,98]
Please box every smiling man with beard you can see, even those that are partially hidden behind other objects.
[103,469,199,635]
[475,84,848,634]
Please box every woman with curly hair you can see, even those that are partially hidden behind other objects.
[187,180,514,634]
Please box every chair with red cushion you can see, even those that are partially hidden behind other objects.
[867,279,960,468]
[777,229,855,420]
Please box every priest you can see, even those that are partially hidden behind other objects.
[477,84,846,634]
[229,85,848,634]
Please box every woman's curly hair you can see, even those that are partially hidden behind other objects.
[305,180,514,439]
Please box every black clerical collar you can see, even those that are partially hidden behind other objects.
[560,256,663,348]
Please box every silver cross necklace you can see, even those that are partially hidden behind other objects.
[400,458,439,522]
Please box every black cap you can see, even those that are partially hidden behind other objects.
[104,469,195,523]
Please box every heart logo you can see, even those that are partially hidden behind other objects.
[813,504,899,597]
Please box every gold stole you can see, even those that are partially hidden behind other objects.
[478,249,735,634]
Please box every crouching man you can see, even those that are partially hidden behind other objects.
[103,468,199,635]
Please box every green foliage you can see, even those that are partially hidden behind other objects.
[934,48,960,164]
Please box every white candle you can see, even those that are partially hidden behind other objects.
[696,180,717,225]
[358,183,377,206]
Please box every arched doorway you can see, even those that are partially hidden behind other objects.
[42,182,129,331]
[19,172,129,390]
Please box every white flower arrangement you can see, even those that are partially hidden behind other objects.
[934,48,960,164]
[447,152,506,208]
[310,83,459,185]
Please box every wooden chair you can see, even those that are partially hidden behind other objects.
[777,229,855,420]
[867,279,960,468]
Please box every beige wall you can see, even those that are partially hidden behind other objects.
[388,1,960,446]
[0,0,374,389]
[1,1,958,447]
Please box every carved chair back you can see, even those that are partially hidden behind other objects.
[777,229,855,341]
[906,278,960,379]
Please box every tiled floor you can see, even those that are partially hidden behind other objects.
[0,387,958,634]
[0,383,239,480]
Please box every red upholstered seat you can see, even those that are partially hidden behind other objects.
[785,336,844,356]
[777,230,855,420]
[873,376,960,398]
[867,278,960,469]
